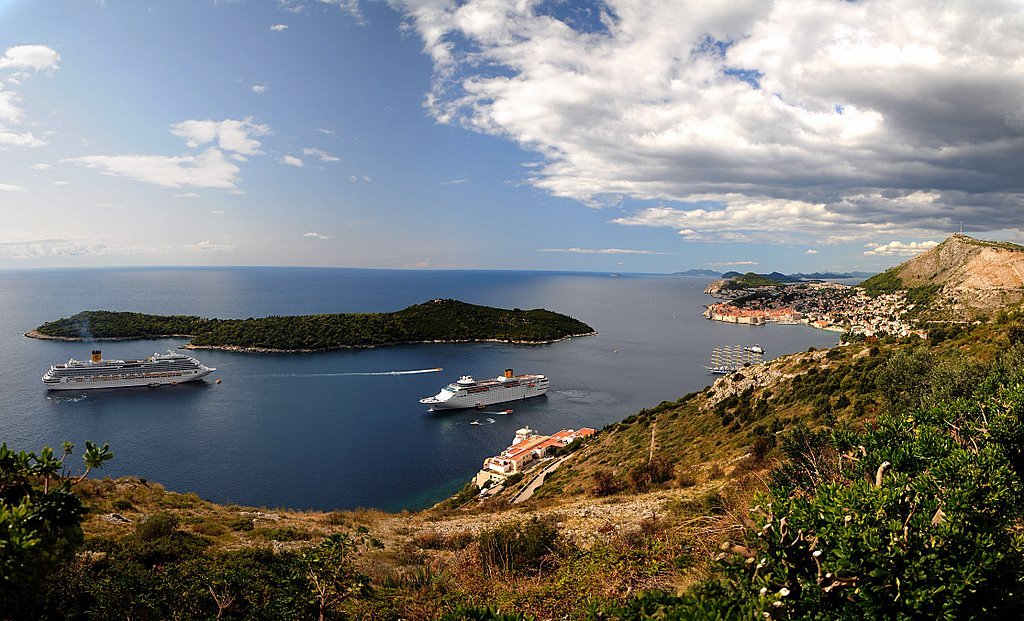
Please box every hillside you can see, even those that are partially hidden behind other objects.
[861,234,1024,317]
[27,299,595,352]
[7,317,1024,619]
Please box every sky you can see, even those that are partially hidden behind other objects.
[1,0,1023,273]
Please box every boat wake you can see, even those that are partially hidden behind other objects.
[48,394,88,403]
[251,367,443,378]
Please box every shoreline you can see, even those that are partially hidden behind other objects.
[24,330,196,342]
[24,330,599,353]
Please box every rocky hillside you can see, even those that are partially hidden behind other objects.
[861,233,1024,317]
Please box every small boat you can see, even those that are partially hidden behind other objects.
[744,344,765,355]
[502,409,513,415]
[470,420,481,425]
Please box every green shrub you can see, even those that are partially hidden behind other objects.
[135,512,179,541]
[226,516,254,531]
[478,517,560,575]
[254,526,313,542]
[592,469,622,496]
[112,498,135,511]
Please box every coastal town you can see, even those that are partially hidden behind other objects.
[704,279,926,339]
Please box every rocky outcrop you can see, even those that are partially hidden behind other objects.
[704,279,728,296]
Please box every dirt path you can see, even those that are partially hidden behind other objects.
[512,455,573,504]
[649,420,658,462]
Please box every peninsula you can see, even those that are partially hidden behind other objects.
[27,299,596,352]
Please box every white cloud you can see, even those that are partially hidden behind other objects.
[0,45,59,148]
[68,117,275,190]
[270,24,289,31]
[30,163,52,170]
[805,249,819,255]
[863,240,939,256]
[442,178,468,185]
[392,0,1024,244]
[0,45,60,71]
[170,118,271,155]
[0,183,24,192]
[251,83,268,93]
[0,238,105,259]
[277,0,306,14]
[316,128,336,137]
[537,247,672,255]
[67,148,241,189]
[301,147,340,162]
[708,260,759,267]
[303,231,332,240]
[280,155,304,167]
[0,130,45,148]
[0,237,168,259]
[317,0,363,23]
[210,210,226,214]
[193,239,235,252]
[174,192,200,199]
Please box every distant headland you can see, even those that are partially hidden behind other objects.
[26,299,596,353]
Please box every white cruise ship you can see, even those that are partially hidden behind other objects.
[420,369,549,410]
[42,350,216,391]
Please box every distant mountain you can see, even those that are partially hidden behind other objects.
[719,270,871,284]
[860,234,1024,317]
[673,269,722,277]
[767,271,801,283]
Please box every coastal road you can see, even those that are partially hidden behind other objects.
[512,455,575,504]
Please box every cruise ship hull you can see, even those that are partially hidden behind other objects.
[44,368,214,391]
[420,371,549,410]
[42,350,216,391]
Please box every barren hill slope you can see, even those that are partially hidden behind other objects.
[863,234,1024,316]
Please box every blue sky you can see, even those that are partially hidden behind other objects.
[2,0,1023,273]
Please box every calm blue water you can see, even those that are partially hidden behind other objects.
[0,268,838,511]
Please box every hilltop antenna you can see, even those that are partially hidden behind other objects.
[960,220,963,234]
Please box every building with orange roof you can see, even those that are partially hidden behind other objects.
[475,426,596,487]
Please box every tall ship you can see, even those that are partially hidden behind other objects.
[704,345,764,375]
[420,369,549,410]
[42,350,216,391]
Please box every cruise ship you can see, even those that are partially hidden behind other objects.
[420,369,549,410]
[42,350,216,391]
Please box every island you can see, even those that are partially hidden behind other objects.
[26,299,596,352]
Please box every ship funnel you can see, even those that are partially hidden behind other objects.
[91,350,102,363]
[504,368,513,378]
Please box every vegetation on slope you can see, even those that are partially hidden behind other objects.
[954,234,1024,252]
[721,272,783,290]
[598,348,1024,619]
[31,299,595,351]
[859,266,943,308]
[8,319,1024,620]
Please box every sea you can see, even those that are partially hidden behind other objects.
[0,268,839,511]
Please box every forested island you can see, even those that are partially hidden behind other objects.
[27,299,595,352]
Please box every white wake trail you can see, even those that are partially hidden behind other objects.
[249,367,443,378]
